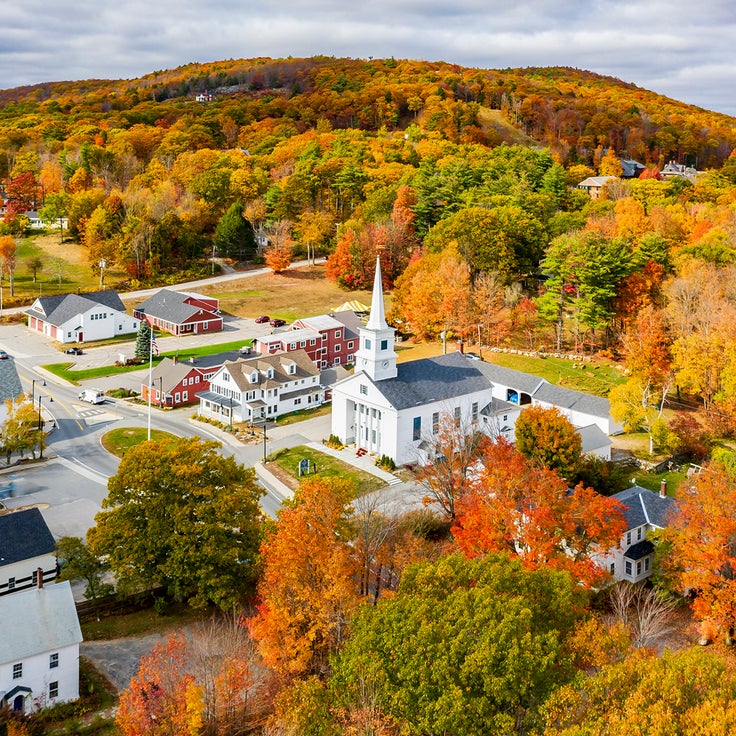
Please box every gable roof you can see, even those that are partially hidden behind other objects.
[578,175,617,188]
[136,289,219,324]
[150,357,205,392]
[576,423,611,453]
[180,350,244,371]
[221,349,319,390]
[26,290,126,327]
[612,485,677,530]
[0,508,56,568]
[475,361,611,420]
[0,582,82,663]
[372,352,491,411]
[475,362,545,396]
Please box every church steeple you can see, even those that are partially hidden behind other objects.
[355,257,397,381]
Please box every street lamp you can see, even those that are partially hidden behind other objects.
[99,259,106,289]
[229,396,233,431]
[37,395,52,431]
[30,379,46,403]
[262,421,269,462]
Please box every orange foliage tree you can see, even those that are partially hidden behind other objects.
[263,220,293,273]
[662,462,736,640]
[248,477,362,679]
[452,440,626,587]
[116,635,197,736]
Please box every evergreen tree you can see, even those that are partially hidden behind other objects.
[134,321,152,359]
[213,200,257,260]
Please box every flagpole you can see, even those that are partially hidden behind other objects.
[147,325,153,440]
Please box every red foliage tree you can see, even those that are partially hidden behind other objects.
[452,440,626,587]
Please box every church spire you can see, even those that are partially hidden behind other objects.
[366,257,388,331]
[355,256,397,381]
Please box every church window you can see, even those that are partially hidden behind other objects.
[432,412,439,434]
[454,407,461,427]
[380,339,388,350]
[360,384,368,395]
[413,416,421,441]
[472,402,478,421]
[364,338,372,349]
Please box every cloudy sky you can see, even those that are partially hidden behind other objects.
[3,0,734,116]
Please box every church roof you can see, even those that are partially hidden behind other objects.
[374,352,490,410]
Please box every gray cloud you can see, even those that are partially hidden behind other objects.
[0,1,733,116]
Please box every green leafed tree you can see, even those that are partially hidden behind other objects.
[56,536,113,600]
[329,554,585,736]
[212,200,257,260]
[87,437,265,609]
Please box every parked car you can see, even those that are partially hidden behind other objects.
[65,347,83,355]
[255,315,270,323]
[0,350,8,360]
[465,352,481,361]
[269,318,286,327]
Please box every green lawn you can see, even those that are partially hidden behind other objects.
[269,444,385,495]
[488,352,626,397]
[101,427,179,458]
[273,403,332,426]
[43,339,253,384]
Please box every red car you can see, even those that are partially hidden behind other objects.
[255,315,270,323]
[270,318,286,327]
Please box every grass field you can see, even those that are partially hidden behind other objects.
[268,444,385,495]
[487,352,626,397]
[101,427,179,457]
[199,264,374,321]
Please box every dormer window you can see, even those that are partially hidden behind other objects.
[289,363,296,375]
[267,367,275,379]
[249,371,258,383]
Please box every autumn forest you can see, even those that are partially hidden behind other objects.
[4,55,736,735]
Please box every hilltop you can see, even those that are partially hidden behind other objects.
[0,56,733,167]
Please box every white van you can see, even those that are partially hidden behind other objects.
[78,389,105,404]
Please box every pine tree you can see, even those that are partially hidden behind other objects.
[213,201,256,260]
[134,321,152,359]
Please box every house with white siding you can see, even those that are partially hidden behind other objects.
[0,581,82,713]
[197,350,324,425]
[596,483,677,582]
[0,509,57,597]
[26,290,138,344]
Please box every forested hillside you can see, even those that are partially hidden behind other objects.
[2,55,736,432]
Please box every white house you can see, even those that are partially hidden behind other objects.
[0,509,57,597]
[197,349,324,425]
[331,260,494,466]
[597,483,677,583]
[26,289,139,344]
[0,581,82,713]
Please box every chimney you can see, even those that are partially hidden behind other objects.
[173,354,178,365]
[36,567,44,589]
[660,479,667,498]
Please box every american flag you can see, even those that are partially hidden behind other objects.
[151,331,159,356]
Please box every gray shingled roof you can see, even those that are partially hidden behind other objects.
[475,362,545,396]
[136,289,218,325]
[0,581,82,663]
[576,423,611,453]
[0,508,56,568]
[375,352,491,410]
[612,485,677,530]
[26,290,126,327]
[533,382,611,419]
[0,359,22,405]
[475,361,611,420]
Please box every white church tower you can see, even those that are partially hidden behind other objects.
[354,257,398,382]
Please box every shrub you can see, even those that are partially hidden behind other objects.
[375,454,396,471]
[325,434,344,449]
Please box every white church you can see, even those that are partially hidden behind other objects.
[330,259,495,466]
